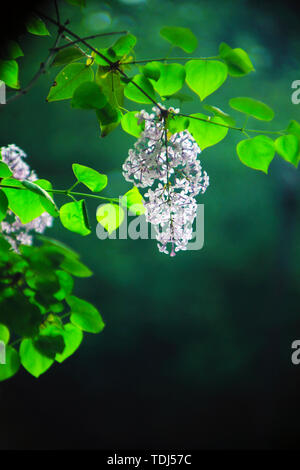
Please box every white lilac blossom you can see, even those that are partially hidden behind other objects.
[122,105,209,256]
[0,144,53,251]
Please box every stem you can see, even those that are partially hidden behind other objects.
[121,56,220,65]
[6,30,64,103]
[0,184,119,203]
[53,31,129,52]
[178,113,285,135]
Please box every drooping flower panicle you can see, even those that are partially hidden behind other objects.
[123,105,209,256]
[1,144,53,251]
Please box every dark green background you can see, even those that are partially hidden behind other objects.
[1,0,300,449]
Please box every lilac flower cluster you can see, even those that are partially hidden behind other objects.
[1,144,53,251]
[123,106,209,256]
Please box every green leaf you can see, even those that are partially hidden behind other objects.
[52,46,85,67]
[55,323,83,363]
[0,346,20,382]
[67,295,105,333]
[65,0,86,6]
[151,63,186,97]
[61,257,92,277]
[121,111,145,137]
[0,293,41,337]
[60,200,91,236]
[1,178,46,224]
[236,135,275,173]
[72,163,108,192]
[121,186,145,215]
[96,67,124,108]
[185,60,227,101]
[286,120,300,159]
[0,161,13,177]
[202,104,235,126]
[275,134,299,167]
[160,26,197,53]
[188,113,228,150]
[20,338,53,378]
[34,327,65,359]
[71,81,107,110]
[26,14,50,36]
[96,104,122,137]
[219,42,254,77]
[96,203,124,234]
[141,62,161,81]
[124,75,156,104]
[47,64,94,102]
[2,40,24,60]
[166,114,190,134]
[35,179,59,217]
[229,97,274,121]
[0,324,10,344]
[54,270,74,301]
[22,180,58,215]
[0,59,20,89]
[0,190,8,222]
[111,33,136,57]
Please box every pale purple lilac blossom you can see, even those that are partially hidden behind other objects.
[122,106,209,256]
[0,144,53,251]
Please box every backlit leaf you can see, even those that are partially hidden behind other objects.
[219,42,254,77]
[229,97,274,121]
[275,134,299,167]
[124,75,156,104]
[0,59,20,89]
[67,295,105,333]
[160,26,197,53]
[237,135,275,173]
[20,338,53,378]
[188,113,228,150]
[96,203,124,234]
[60,200,91,236]
[185,60,227,101]
[26,14,50,36]
[72,163,108,191]
[71,81,107,109]
[0,347,20,382]
[47,63,94,102]
[121,111,144,137]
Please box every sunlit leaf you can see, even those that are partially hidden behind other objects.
[22,180,58,216]
[121,111,144,137]
[20,338,53,378]
[121,186,145,215]
[0,324,10,344]
[72,163,108,192]
[286,120,300,160]
[188,113,228,150]
[275,134,299,167]
[47,63,94,102]
[236,135,275,173]
[185,60,227,101]
[96,203,124,234]
[60,200,91,236]
[124,74,156,104]
[0,59,20,89]
[0,190,8,222]
[151,63,186,97]
[0,161,13,178]
[67,295,105,333]
[55,323,83,363]
[26,14,50,36]
[112,33,136,57]
[219,42,254,77]
[160,26,197,53]
[229,97,274,121]
[1,178,46,224]
[166,114,190,133]
[0,347,20,382]
[52,46,85,67]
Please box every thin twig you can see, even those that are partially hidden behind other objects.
[6,31,64,103]
[53,31,129,51]
[121,56,220,65]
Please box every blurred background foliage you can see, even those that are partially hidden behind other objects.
[1,0,300,449]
